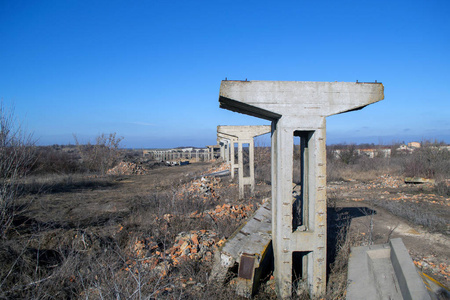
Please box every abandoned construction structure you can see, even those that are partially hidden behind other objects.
[144,146,219,162]
[218,80,384,298]
[217,125,271,199]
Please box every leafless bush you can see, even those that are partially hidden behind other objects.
[434,181,450,197]
[74,132,123,174]
[0,102,36,238]
[403,142,450,180]
[255,145,271,184]
[325,223,353,299]
[31,145,80,175]
[327,153,403,182]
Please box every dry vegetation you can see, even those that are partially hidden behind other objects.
[0,104,448,299]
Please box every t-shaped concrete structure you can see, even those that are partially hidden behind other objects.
[219,80,384,298]
[217,125,271,199]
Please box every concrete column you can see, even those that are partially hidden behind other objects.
[219,80,384,298]
[219,140,225,160]
[237,140,244,197]
[230,140,236,178]
[225,140,230,162]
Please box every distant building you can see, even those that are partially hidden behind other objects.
[330,147,391,159]
[356,148,391,158]
[408,142,421,148]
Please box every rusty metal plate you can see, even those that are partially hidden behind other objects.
[238,255,255,280]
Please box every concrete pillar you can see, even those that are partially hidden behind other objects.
[218,133,238,179]
[230,140,237,178]
[206,147,213,161]
[218,139,226,161]
[217,126,270,199]
[218,136,232,164]
[219,80,384,298]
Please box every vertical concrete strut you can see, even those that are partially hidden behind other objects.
[217,133,237,176]
[217,125,271,199]
[219,80,384,298]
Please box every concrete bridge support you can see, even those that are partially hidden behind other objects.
[206,145,218,161]
[217,125,270,199]
[219,80,384,298]
[218,138,231,162]
[218,133,238,179]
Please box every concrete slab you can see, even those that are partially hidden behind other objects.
[347,238,430,300]
[210,201,272,297]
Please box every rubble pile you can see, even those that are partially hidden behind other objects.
[107,161,148,175]
[329,174,449,206]
[203,163,230,175]
[179,176,222,200]
[124,230,225,278]
[377,174,405,188]
[190,203,255,222]
[413,257,450,281]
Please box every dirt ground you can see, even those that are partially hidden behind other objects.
[9,161,449,298]
[329,175,450,288]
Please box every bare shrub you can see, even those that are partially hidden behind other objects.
[336,144,359,165]
[74,132,123,174]
[0,102,36,238]
[434,181,450,197]
[255,144,271,184]
[31,145,80,175]
[403,142,450,180]
[325,223,353,299]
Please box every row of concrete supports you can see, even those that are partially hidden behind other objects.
[218,80,384,298]
[144,147,219,162]
[217,126,270,199]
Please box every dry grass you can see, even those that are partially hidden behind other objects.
[1,142,449,299]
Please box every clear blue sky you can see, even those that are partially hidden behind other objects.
[1,0,449,148]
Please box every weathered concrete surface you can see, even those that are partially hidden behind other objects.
[210,201,272,297]
[219,80,384,120]
[217,125,270,199]
[219,80,384,298]
[217,132,238,178]
[347,238,430,300]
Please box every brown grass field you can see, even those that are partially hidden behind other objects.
[0,145,448,299]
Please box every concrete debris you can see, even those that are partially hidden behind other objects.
[107,161,148,175]
[405,177,436,184]
[189,203,255,222]
[203,163,230,175]
[124,230,225,279]
[178,176,222,200]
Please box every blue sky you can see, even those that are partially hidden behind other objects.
[1,0,449,148]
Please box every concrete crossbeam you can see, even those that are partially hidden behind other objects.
[219,80,384,298]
